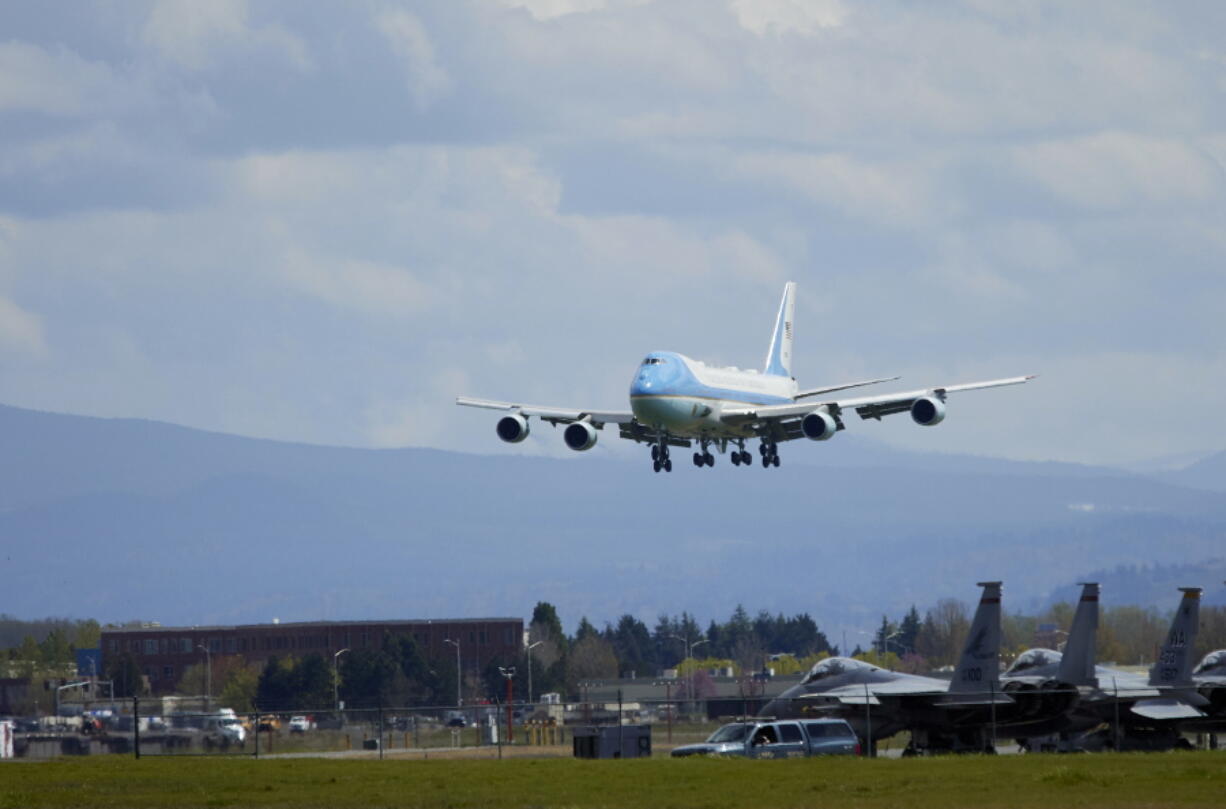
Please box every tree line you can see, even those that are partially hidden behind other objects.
[7,601,1226,713]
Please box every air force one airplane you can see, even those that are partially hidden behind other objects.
[457,283,1034,471]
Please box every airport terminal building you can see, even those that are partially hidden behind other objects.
[101,617,524,695]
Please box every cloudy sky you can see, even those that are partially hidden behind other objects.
[2,0,1224,467]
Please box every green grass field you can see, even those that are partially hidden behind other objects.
[3,752,1225,809]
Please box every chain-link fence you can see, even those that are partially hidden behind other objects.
[4,696,727,760]
[5,689,1223,760]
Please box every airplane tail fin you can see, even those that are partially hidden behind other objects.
[1057,583,1099,687]
[949,581,1002,694]
[1149,587,1202,686]
[762,282,796,378]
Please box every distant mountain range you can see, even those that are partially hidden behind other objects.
[4,402,1225,640]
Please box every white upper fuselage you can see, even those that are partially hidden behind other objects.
[628,351,796,438]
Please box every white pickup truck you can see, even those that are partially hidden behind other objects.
[202,710,247,749]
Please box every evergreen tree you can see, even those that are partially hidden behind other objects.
[898,606,921,655]
[609,615,653,677]
[574,616,599,643]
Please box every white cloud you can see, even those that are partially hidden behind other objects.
[0,42,131,117]
[1014,132,1223,210]
[141,0,311,71]
[374,8,452,109]
[730,0,846,36]
[498,0,655,21]
[0,296,46,357]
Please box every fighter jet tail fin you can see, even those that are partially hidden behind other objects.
[1148,587,1202,687]
[949,581,1002,694]
[1057,582,1099,687]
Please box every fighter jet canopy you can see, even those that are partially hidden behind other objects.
[1194,650,1226,675]
[1005,648,1061,675]
[803,657,878,684]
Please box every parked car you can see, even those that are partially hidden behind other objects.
[671,719,859,758]
[446,715,468,728]
[288,715,311,733]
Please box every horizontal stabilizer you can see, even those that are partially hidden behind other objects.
[1130,698,1204,720]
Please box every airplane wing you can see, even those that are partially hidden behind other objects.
[793,376,901,400]
[455,397,634,428]
[455,397,694,448]
[796,677,949,705]
[720,375,1035,440]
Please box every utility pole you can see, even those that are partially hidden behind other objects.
[526,640,543,705]
[444,639,462,708]
[333,648,350,713]
[196,644,211,712]
[499,666,516,744]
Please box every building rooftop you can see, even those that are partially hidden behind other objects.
[102,617,522,634]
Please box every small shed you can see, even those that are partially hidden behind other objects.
[572,725,651,759]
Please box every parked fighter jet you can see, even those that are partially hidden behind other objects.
[1191,649,1226,748]
[1003,585,1207,751]
[759,582,1016,755]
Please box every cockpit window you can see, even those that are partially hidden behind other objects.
[1194,650,1226,675]
[803,657,872,684]
[1006,649,1058,674]
[641,357,666,366]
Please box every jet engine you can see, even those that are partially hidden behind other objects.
[495,413,530,443]
[801,410,837,441]
[563,421,598,451]
[910,396,946,426]
[1036,679,1079,717]
[1200,683,1226,716]
[1001,681,1042,718]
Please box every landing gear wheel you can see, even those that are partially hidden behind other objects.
[740,451,751,465]
[758,443,767,456]
[703,452,714,466]
[663,459,673,472]
[693,452,703,467]
[651,446,660,461]
[772,455,780,467]
[761,455,770,468]
[731,453,741,466]
[653,460,661,473]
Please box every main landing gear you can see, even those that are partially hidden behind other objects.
[692,438,716,468]
[651,442,673,473]
[758,439,780,468]
[729,440,752,468]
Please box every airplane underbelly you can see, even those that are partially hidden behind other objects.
[631,396,721,434]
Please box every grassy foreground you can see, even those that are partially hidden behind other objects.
[3,752,1224,809]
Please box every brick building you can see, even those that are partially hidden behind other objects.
[100,617,524,695]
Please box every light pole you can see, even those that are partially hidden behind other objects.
[196,643,211,712]
[653,679,674,743]
[444,639,462,708]
[526,640,543,705]
[499,666,516,743]
[669,634,708,713]
[333,648,350,712]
